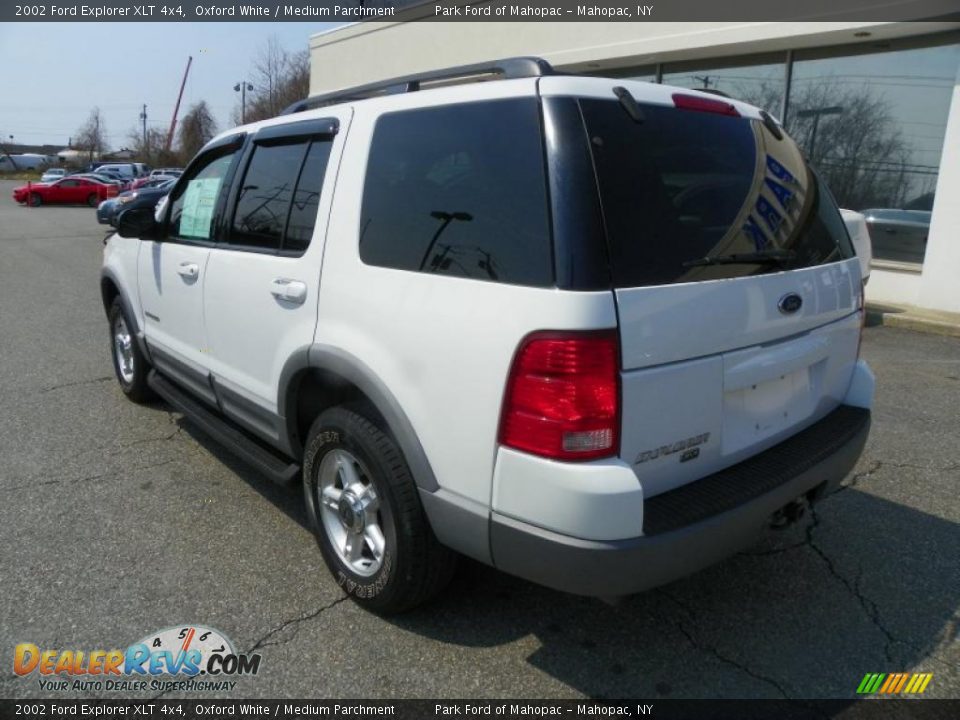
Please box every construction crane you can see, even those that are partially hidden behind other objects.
[165,56,193,153]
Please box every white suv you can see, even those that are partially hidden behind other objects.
[101,58,874,614]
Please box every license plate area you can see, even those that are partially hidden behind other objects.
[722,364,820,455]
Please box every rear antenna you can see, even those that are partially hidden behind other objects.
[612,86,644,123]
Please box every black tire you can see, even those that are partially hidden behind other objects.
[29,193,42,207]
[303,406,457,614]
[107,296,154,403]
[87,193,99,207]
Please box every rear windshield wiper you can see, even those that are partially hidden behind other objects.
[683,249,797,268]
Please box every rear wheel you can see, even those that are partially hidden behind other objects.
[29,193,42,207]
[108,297,154,403]
[303,406,456,614]
[87,193,99,207]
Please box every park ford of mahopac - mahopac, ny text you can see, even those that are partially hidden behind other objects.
[434,5,654,17]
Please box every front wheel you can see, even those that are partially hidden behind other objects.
[29,193,42,207]
[87,193,99,207]
[303,406,456,614]
[108,297,154,403]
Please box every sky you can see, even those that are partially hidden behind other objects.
[0,22,343,149]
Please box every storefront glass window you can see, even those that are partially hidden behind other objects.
[788,42,959,265]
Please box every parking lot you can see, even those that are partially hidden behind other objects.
[0,177,957,700]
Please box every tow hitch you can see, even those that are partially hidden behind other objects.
[770,496,810,530]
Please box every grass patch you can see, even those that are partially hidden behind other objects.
[0,171,44,182]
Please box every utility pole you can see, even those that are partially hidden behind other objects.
[140,104,147,147]
[694,75,714,89]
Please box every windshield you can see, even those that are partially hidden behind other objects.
[580,97,855,287]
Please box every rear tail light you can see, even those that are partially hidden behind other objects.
[498,331,620,462]
[672,93,740,117]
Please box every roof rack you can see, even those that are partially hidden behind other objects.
[281,56,554,115]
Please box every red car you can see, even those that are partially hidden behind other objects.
[12,177,117,207]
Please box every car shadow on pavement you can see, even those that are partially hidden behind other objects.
[391,487,959,699]
[173,416,958,700]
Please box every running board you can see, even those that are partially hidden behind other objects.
[148,370,300,485]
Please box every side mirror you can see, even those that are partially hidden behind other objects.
[116,206,162,240]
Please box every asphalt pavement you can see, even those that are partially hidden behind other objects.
[0,178,957,700]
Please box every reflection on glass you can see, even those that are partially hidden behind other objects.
[662,59,786,116]
[788,42,959,264]
[603,65,657,84]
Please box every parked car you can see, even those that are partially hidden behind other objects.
[102,58,874,614]
[94,163,137,182]
[130,174,176,190]
[840,209,873,283]
[149,167,183,178]
[97,178,175,226]
[861,208,930,265]
[14,176,115,206]
[40,168,68,183]
[72,172,128,192]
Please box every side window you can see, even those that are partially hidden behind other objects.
[229,141,308,251]
[284,140,332,254]
[359,98,553,287]
[60,180,78,188]
[168,150,237,242]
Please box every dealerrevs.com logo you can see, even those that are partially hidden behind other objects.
[13,625,261,693]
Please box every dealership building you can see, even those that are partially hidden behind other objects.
[310,19,960,315]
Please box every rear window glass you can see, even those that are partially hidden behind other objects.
[580,98,854,288]
[359,98,553,288]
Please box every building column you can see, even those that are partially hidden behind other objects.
[916,59,960,314]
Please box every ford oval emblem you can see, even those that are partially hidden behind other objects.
[779,293,803,315]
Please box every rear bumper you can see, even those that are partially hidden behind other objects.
[489,405,870,597]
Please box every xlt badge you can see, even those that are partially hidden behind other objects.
[634,433,710,465]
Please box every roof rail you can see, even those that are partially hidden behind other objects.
[280,56,554,115]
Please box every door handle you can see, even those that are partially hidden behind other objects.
[270,278,308,305]
[177,262,199,279]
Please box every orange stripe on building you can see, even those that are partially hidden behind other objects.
[879,674,897,693]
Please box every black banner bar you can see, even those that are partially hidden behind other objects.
[2,700,960,720]
[2,0,960,22]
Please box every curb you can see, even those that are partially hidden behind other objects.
[866,304,960,339]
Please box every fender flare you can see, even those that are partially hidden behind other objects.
[278,344,440,493]
[100,268,151,362]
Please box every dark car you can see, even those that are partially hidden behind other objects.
[97,178,175,226]
[861,208,931,265]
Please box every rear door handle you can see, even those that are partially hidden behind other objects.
[177,262,199,279]
[270,278,307,305]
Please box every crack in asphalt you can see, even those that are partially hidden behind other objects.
[655,589,792,699]
[0,459,176,494]
[40,375,113,394]
[804,505,904,664]
[247,594,350,653]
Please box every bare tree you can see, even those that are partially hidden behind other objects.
[128,126,180,167]
[787,79,911,210]
[74,108,109,162]
[236,37,310,123]
[177,101,218,161]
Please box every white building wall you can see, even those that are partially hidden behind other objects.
[916,63,960,314]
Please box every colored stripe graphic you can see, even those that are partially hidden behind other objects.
[858,673,933,694]
[857,673,886,694]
